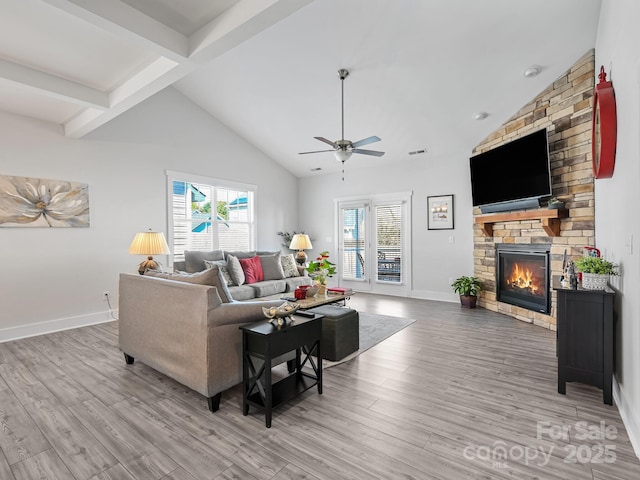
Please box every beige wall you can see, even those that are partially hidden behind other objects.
[472,50,596,330]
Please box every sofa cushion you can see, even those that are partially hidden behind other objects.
[280,253,300,278]
[226,254,245,286]
[144,267,232,303]
[204,260,234,286]
[284,276,314,291]
[260,253,285,280]
[184,250,224,273]
[228,284,257,301]
[239,256,264,284]
[249,279,287,297]
[224,250,257,260]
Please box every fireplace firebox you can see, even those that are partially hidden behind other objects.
[496,244,551,314]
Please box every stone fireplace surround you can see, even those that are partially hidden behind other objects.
[472,50,596,331]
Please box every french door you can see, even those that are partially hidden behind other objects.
[336,193,411,296]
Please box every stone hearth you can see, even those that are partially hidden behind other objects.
[472,50,596,330]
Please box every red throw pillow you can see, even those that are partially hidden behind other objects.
[239,256,264,284]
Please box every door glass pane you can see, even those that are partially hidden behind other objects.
[342,206,366,280]
[376,204,402,283]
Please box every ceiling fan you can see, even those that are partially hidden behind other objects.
[299,69,385,169]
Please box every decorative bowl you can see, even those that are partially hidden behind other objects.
[305,286,319,298]
[262,302,299,326]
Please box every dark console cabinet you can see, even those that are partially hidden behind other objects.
[554,277,615,405]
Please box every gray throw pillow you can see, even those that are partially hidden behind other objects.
[224,250,257,260]
[226,254,245,286]
[260,253,285,280]
[204,260,234,286]
[280,253,300,278]
[184,250,224,273]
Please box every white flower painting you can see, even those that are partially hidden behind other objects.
[0,174,90,227]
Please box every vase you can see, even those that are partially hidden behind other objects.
[581,273,609,290]
[317,284,327,296]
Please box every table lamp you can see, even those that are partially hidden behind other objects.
[289,233,313,265]
[128,229,171,274]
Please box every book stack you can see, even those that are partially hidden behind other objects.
[327,287,354,296]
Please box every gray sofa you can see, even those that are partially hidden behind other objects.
[173,250,312,301]
[118,271,284,412]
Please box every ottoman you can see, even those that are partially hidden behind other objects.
[306,305,359,361]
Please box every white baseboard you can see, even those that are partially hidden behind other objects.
[0,310,118,343]
[613,376,640,459]
[410,289,459,303]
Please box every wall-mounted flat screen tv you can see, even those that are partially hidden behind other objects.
[470,128,552,208]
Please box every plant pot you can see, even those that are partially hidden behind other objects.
[581,273,609,290]
[460,295,478,308]
[317,284,327,296]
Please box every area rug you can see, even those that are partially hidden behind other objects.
[322,312,415,368]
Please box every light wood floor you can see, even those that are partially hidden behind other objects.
[1,294,639,480]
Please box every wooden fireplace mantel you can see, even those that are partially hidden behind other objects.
[475,209,569,237]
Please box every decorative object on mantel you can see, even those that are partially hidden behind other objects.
[262,302,299,326]
[451,275,482,308]
[546,197,565,209]
[427,194,454,230]
[592,65,617,179]
[0,174,90,227]
[289,233,313,265]
[575,255,619,290]
[129,229,171,275]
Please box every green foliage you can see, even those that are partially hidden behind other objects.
[277,231,306,250]
[574,256,619,275]
[451,276,482,296]
[306,251,337,285]
[216,201,228,220]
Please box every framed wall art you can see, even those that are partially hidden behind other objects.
[427,194,454,230]
[0,174,90,227]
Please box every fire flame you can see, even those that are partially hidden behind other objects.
[508,263,539,294]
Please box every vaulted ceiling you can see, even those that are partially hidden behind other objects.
[0,0,602,177]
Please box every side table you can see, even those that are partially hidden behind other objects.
[553,276,615,405]
[240,313,323,428]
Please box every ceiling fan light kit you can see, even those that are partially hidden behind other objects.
[299,68,385,179]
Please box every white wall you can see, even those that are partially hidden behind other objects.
[0,88,299,340]
[297,149,474,302]
[595,0,640,456]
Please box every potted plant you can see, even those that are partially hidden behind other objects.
[306,251,337,295]
[574,256,619,290]
[451,276,482,308]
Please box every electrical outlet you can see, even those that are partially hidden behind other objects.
[103,291,109,301]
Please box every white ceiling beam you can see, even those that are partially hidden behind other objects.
[64,57,187,138]
[40,0,189,62]
[189,0,314,61]
[0,58,108,109]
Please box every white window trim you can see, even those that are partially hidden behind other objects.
[166,170,258,265]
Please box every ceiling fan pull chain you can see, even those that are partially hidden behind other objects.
[342,160,345,181]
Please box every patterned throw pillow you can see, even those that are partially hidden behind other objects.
[204,260,234,286]
[281,253,300,278]
[239,256,264,284]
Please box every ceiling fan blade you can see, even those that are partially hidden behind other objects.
[351,136,381,148]
[299,149,336,155]
[314,136,338,148]
[352,148,385,157]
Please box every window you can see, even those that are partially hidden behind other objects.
[375,204,403,283]
[167,171,256,261]
[340,204,367,280]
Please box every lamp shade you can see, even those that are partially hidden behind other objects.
[128,231,171,255]
[289,234,313,250]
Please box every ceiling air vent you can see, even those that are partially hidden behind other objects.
[408,148,428,156]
